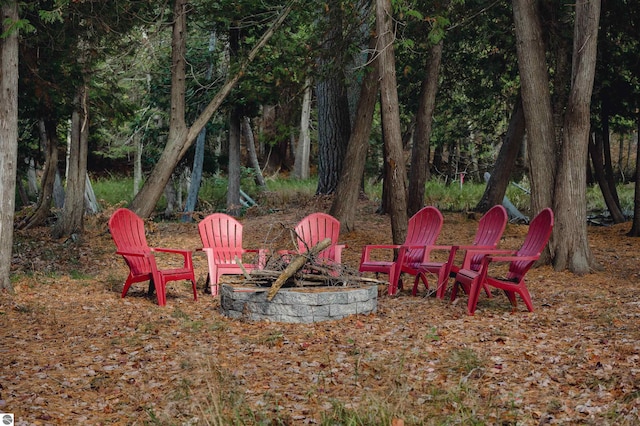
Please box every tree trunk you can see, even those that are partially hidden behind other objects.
[129,0,291,218]
[330,47,379,231]
[227,107,242,215]
[294,78,312,180]
[182,124,205,221]
[407,41,443,217]
[589,132,625,223]
[243,117,266,187]
[52,83,89,239]
[315,0,351,195]
[376,0,408,245]
[476,92,526,213]
[551,0,600,274]
[627,110,640,236]
[133,133,142,196]
[18,119,59,230]
[129,0,187,218]
[0,0,19,293]
[512,0,556,214]
[600,99,621,207]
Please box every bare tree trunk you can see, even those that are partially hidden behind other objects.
[600,99,621,206]
[376,0,408,244]
[19,119,59,230]
[512,0,558,265]
[227,107,242,215]
[476,92,526,213]
[589,132,625,223]
[330,47,379,231]
[243,117,266,187]
[512,0,556,215]
[133,133,142,196]
[53,84,89,239]
[551,0,600,273]
[0,0,19,293]
[316,0,351,195]
[627,111,640,236]
[408,41,443,217]
[294,78,312,180]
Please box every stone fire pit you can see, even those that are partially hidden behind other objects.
[219,238,382,323]
[220,283,378,323]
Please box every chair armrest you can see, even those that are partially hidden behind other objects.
[487,254,540,263]
[116,249,150,258]
[151,247,194,268]
[360,244,400,263]
[153,247,193,256]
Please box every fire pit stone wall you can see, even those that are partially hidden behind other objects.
[220,284,378,323]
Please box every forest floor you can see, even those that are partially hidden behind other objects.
[2,198,640,425]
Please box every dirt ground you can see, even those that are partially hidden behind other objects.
[1,199,640,425]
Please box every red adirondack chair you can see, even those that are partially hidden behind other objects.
[412,205,508,299]
[198,213,268,296]
[452,208,554,315]
[359,206,444,295]
[108,208,197,307]
[282,213,346,271]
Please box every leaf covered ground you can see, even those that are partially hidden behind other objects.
[2,199,640,425]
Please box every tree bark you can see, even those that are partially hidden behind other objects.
[19,119,60,230]
[627,110,640,236]
[227,107,242,215]
[330,47,379,231]
[589,132,625,223]
[243,117,266,187]
[600,98,622,207]
[376,0,408,244]
[53,84,89,239]
[476,92,526,213]
[0,0,19,293]
[315,0,351,195]
[512,0,556,215]
[293,78,312,180]
[407,41,443,217]
[551,0,600,273]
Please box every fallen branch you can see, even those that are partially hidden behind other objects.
[267,238,331,300]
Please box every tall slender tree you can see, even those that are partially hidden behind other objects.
[551,0,600,273]
[376,0,408,245]
[0,0,19,293]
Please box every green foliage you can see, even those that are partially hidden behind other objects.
[93,175,635,216]
[1,16,34,37]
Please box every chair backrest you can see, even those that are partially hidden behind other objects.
[198,213,245,263]
[509,208,554,279]
[108,208,151,274]
[294,212,340,260]
[403,206,444,264]
[468,205,508,270]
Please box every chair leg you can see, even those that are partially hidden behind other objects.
[122,275,135,298]
[466,278,483,315]
[436,268,449,299]
[388,264,400,296]
[413,271,433,296]
[191,279,198,301]
[155,279,167,306]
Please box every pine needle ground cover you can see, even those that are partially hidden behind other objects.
[2,199,639,425]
